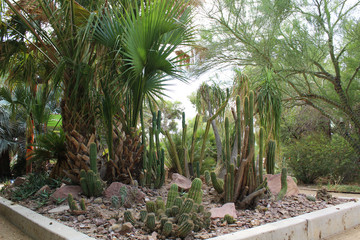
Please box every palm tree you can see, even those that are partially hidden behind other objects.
[0,107,26,179]
[4,0,195,181]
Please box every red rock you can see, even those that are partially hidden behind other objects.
[50,185,82,201]
[104,182,145,207]
[35,185,50,196]
[210,203,237,219]
[264,174,299,196]
[170,173,192,190]
[13,177,27,186]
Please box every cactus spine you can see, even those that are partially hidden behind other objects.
[266,140,276,174]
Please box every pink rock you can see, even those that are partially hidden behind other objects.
[264,174,299,196]
[170,173,192,190]
[50,185,82,201]
[35,185,51,196]
[13,177,27,186]
[104,182,145,207]
[210,203,237,219]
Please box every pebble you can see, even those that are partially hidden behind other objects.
[94,197,103,204]
[110,223,122,232]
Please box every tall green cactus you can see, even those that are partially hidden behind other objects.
[210,171,224,194]
[236,95,242,167]
[188,178,203,204]
[277,167,287,201]
[166,184,179,208]
[176,220,194,238]
[143,111,165,188]
[248,91,256,186]
[89,142,97,174]
[266,140,276,174]
[259,127,264,183]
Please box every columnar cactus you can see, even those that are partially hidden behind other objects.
[80,198,86,211]
[188,178,203,204]
[204,170,211,185]
[89,142,97,173]
[266,140,276,174]
[146,213,156,231]
[79,143,104,197]
[259,127,264,183]
[176,220,194,238]
[162,221,173,237]
[277,167,288,201]
[146,201,156,213]
[166,184,179,208]
[143,111,166,188]
[124,210,136,225]
[210,171,224,194]
[156,197,165,211]
[179,198,194,215]
[67,193,78,211]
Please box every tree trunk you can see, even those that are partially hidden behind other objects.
[0,150,11,179]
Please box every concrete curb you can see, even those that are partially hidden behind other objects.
[0,196,95,240]
[209,200,360,240]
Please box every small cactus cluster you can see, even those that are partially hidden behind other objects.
[223,214,235,224]
[123,181,211,238]
[67,193,86,213]
[79,143,104,197]
[111,186,128,209]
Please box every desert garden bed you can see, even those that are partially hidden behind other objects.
[1,177,355,240]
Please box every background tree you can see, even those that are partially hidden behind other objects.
[199,0,360,157]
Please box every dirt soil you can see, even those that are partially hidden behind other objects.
[0,214,33,240]
[3,182,357,240]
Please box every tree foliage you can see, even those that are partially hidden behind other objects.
[200,0,360,157]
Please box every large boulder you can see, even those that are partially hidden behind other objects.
[170,173,192,190]
[50,185,82,201]
[264,174,299,196]
[210,203,237,219]
[104,182,145,207]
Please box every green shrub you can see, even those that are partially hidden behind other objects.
[284,134,359,184]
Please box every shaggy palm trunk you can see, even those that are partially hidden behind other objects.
[60,70,96,182]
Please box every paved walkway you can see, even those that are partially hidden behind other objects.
[298,186,360,240]
[0,214,32,240]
